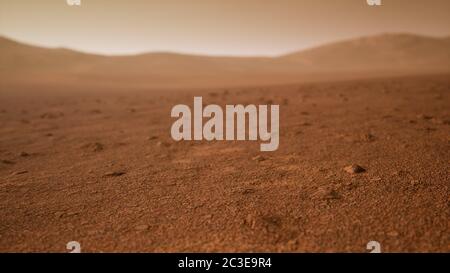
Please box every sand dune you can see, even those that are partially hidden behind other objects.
[281,33,450,71]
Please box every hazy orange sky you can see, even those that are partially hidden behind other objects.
[1,0,449,56]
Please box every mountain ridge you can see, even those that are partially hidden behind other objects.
[1,33,449,88]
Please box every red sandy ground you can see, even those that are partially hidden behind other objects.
[0,74,449,252]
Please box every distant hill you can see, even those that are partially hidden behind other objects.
[1,33,449,88]
[280,33,450,72]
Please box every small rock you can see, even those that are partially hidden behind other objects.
[1,159,15,165]
[82,142,104,152]
[344,164,366,174]
[252,155,265,162]
[40,112,64,119]
[323,189,340,200]
[410,179,420,186]
[135,224,149,231]
[241,188,255,195]
[244,214,256,229]
[387,231,399,237]
[314,187,341,200]
[417,114,433,120]
[104,171,126,177]
[147,136,158,140]
[66,211,79,217]
[55,211,65,219]
[12,170,28,175]
[361,133,376,142]
[156,141,171,147]
[19,152,30,157]
[92,142,104,152]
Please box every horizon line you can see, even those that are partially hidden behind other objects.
[1,32,449,59]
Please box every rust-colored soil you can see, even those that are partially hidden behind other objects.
[0,74,449,252]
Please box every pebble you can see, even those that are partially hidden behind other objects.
[12,170,28,175]
[135,224,149,231]
[344,164,366,174]
[83,142,104,152]
[322,189,340,200]
[410,179,420,186]
[252,155,265,162]
[1,159,15,165]
[361,133,376,142]
[387,231,399,237]
[104,171,126,177]
[417,114,433,120]
[156,141,171,147]
[314,187,341,200]
[55,212,65,219]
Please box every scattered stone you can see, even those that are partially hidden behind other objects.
[156,141,171,147]
[18,152,30,157]
[241,188,255,195]
[421,127,437,132]
[55,211,65,219]
[1,159,15,165]
[344,164,366,174]
[66,211,79,217]
[147,135,158,141]
[252,155,265,162]
[387,231,399,237]
[12,170,28,175]
[82,142,104,152]
[135,224,149,231]
[417,114,433,120]
[244,214,256,229]
[323,189,340,200]
[314,187,341,200]
[90,109,102,114]
[410,179,420,186]
[104,171,126,177]
[343,181,357,190]
[87,230,98,236]
[360,133,376,142]
[40,112,64,119]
